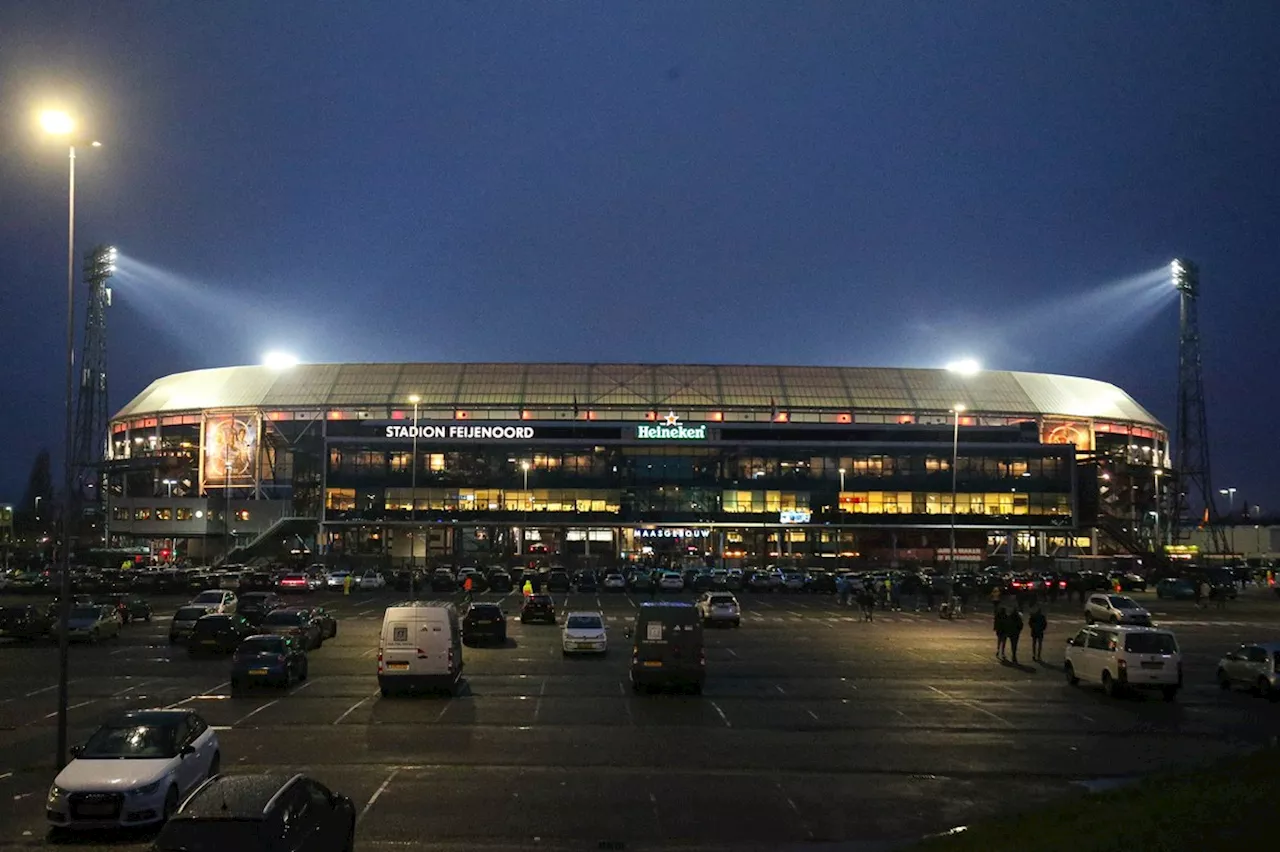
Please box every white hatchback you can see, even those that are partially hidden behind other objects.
[1084,593,1151,626]
[47,709,220,830]
[1064,625,1181,700]
[561,611,608,655]
[189,589,237,614]
[696,592,741,627]
[658,572,684,592]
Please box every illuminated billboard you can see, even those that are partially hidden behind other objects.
[201,413,259,489]
[1041,419,1093,453]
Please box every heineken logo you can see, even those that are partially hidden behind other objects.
[636,412,708,441]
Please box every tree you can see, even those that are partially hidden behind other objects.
[16,448,53,536]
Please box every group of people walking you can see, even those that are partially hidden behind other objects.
[993,601,1047,664]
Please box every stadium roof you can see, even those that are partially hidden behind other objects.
[113,362,1161,427]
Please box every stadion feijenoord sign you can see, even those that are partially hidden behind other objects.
[384,424,535,440]
[635,412,708,441]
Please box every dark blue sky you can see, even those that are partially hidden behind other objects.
[2,2,1277,511]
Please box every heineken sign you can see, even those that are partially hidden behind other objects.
[636,412,708,441]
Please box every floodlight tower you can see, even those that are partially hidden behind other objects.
[1169,259,1227,553]
[71,245,116,520]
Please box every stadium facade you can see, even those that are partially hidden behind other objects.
[101,363,1167,567]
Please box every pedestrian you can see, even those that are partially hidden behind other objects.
[1213,584,1227,610]
[989,584,1002,613]
[860,589,875,622]
[993,605,1008,660]
[1029,605,1047,662]
[837,576,850,607]
[1198,580,1210,609]
[463,574,474,604]
[1007,605,1024,664]
[522,579,533,598]
[343,573,352,596]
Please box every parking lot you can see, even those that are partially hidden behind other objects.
[2,586,1280,850]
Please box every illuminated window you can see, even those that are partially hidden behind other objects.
[112,507,130,521]
[155,508,173,521]
[176,508,193,521]
[133,508,152,521]
[325,488,356,511]
[236,510,251,521]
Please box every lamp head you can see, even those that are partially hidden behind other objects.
[408,395,421,404]
[39,110,75,136]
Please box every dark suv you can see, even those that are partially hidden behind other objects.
[628,602,705,694]
[462,603,507,644]
[188,614,257,656]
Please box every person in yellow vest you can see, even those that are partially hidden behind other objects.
[522,579,533,598]
[343,573,353,596]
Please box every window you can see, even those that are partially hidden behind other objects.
[1247,646,1268,663]
[176,508,194,521]
[1085,630,1111,651]
[112,507,130,521]
[236,510,251,521]
[134,508,152,521]
[325,488,356,511]
[155,508,173,521]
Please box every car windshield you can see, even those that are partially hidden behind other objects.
[81,723,177,758]
[238,637,284,655]
[192,592,223,603]
[194,617,230,633]
[176,607,209,620]
[70,607,100,620]
[1109,597,1137,609]
[1125,633,1177,655]
[241,594,270,604]
[567,615,602,630]
[470,605,501,616]
[529,595,552,604]
[156,819,265,851]
[264,611,305,625]
[709,595,736,605]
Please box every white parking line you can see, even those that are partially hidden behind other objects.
[0,772,13,782]
[111,680,154,698]
[334,690,379,725]
[533,679,547,723]
[807,709,819,721]
[359,767,399,822]
[709,701,731,728]
[42,699,95,720]
[926,685,1013,727]
[165,681,231,709]
[234,699,279,726]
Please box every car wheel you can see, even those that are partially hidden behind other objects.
[1257,677,1272,699]
[1101,670,1118,698]
[342,821,355,852]
[1084,613,1094,624]
[1162,685,1179,702]
[207,751,221,778]
[380,686,391,697]
[1218,669,1231,690]
[331,623,338,638]
[162,785,179,821]
[1064,662,1079,685]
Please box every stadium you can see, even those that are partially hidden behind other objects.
[100,362,1166,568]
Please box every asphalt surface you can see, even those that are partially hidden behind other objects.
[2,585,1280,851]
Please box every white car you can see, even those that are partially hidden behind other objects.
[561,611,607,655]
[57,605,123,643]
[602,572,627,591]
[358,571,387,590]
[658,572,684,592]
[1064,625,1181,700]
[326,570,352,589]
[1084,593,1151,626]
[47,709,220,830]
[696,592,741,627]
[188,589,237,614]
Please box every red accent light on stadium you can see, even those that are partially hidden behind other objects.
[455,410,469,420]
[587,410,597,420]
[522,410,533,420]
[709,411,723,421]
[391,410,405,420]
[774,412,789,423]
[836,413,852,424]
[645,411,657,421]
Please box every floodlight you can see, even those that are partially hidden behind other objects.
[945,359,981,376]
[39,110,75,135]
[263,351,299,370]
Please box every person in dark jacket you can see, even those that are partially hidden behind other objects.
[1029,605,1048,662]
[1006,606,1025,664]
[994,606,1008,660]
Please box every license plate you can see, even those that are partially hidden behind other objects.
[78,803,114,816]
[477,620,492,625]
[386,661,409,671]
[250,668,269,675]
[577,643,595,650]
[642,660,663,668]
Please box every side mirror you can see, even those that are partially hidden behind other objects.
[69,744,84,758]
[180,744,196,757]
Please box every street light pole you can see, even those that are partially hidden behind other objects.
[1219,487,1237,555]
[521,461,530,563]
[948,404,965,575]
[409,395,420,594]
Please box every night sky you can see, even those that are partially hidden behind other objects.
[1,2,1277,512]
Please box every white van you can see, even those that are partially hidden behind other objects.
[1064,624,1182,700]
[377,602,463,696]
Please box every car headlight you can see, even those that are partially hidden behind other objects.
[128,779,163,797]
[47,784,66,804]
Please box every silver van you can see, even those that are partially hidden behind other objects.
[378,602,463,696]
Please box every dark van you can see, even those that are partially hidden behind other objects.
[627,601,705,694]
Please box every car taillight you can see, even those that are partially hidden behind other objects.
[377,650,384,673]
[699,649,706,666]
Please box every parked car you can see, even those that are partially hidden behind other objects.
[696,592,741,627]
[545,570,571,593]
[627,601,705,693]
[188,614,257,657]
[325,569,352,590]
[1155,577,1197,600]
[188,589,238,614]
[260,607,323,650]
[1064,625,1181,700]
[231,634,309,690]
[561,611,607,655]
[96,595,152,624]
[520,594,557,624]
[462,602,507,645]
[56,605,123,643]
[574,571,599,593]
[1085,593,1152,626]
[0,604,52,639]
[307,606,338,640]
[603,572,627,592]
[237,592,286,626]
[486,569,513,593]
[430,568,457,593]
[629,572,654,593]
[46,709,220,831]
[658,571,685,592]
[152,772,353,852]
[1216,642,1280,700]
[378,603,463,696]
[170,604,215,644]
[277,573,312,593]
[357,570,386,590]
